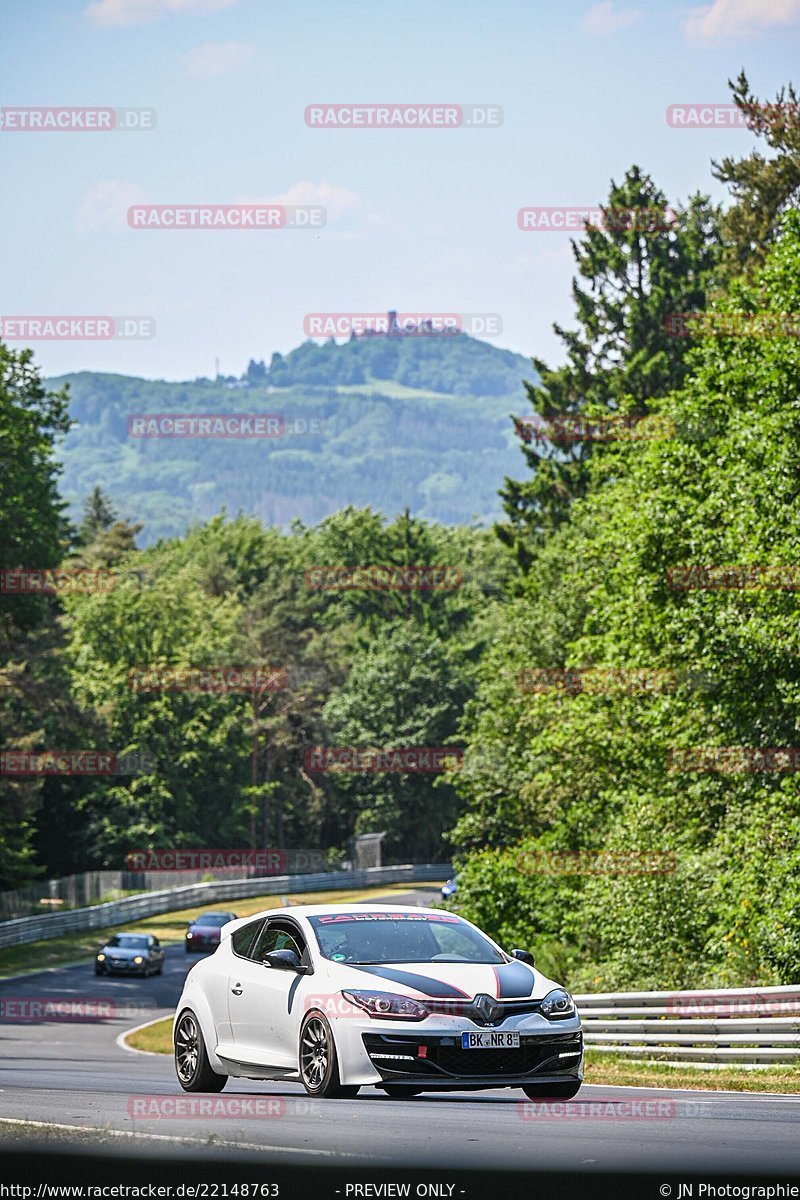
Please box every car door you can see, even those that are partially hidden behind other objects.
[227,920,307,1069]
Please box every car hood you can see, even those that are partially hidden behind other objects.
[189,925,222,935]
[101,946,144,959]
[326,959,557,1000]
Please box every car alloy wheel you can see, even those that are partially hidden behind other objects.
[174,1010,227,1093]
[299,1012,359,1099]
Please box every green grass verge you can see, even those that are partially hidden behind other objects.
[126,1016,173,1053]
[583,1050,800,1093]
[0,882,441,979]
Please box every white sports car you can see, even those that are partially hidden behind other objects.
[172,904,583,1100]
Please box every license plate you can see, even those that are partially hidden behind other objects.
[461,1031,520,1049]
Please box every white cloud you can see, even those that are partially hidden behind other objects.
[242,181,363,225]
[77,180,149,232]
[182,40,257,77]
[685,0,800,41]
[85,0,240,28]
[581,1,642,35]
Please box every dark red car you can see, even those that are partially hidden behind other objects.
[185,911,238,954]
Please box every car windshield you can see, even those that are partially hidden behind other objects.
[307,912,505,964]
[108,935,149,949]
[193,913,231,925]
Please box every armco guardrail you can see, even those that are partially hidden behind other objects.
[0,863,450,950]
[575,985,800,1064]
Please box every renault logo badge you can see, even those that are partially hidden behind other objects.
[474,994,502,1025]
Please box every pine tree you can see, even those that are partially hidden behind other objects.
[78,486,117,545]
[712,71,800,281]
[497,166,722,568]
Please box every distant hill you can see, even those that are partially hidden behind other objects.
[48,327,535,544]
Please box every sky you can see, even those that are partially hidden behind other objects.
[0,0,797,380]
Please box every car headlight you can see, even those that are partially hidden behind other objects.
[341,989,429,1021]
[96,954,105,961]
[540,988,575,1019]
[186,932,193,938]
[133,956,144,964]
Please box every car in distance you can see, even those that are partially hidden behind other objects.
[173,904,582,1100]
[441,876,458,899]
[95,932,164,977]
[185,911,238,954]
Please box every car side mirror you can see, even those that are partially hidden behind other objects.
[510,948,535,966]
[263,949,306,972]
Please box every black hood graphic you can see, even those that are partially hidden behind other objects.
[492,960,535,998]
[348,964,470,998]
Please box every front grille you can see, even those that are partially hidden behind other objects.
[424,998,544,1024]
[364,1032,582,1079]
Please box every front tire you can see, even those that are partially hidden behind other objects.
[522,1081,581,1100]
[299,1012,359,1098]
[174,1010,227,1093]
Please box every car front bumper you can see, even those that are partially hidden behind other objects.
[330,1011,583,1089]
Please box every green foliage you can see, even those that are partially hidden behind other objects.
[50,333,534,546]
[451,212,800,988]
[263,330,527,396]
[14,509,507,877]
[0,345,73,885]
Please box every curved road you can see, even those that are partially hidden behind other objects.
[1,890,799,1172]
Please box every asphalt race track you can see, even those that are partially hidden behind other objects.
[1,889,799,1173]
